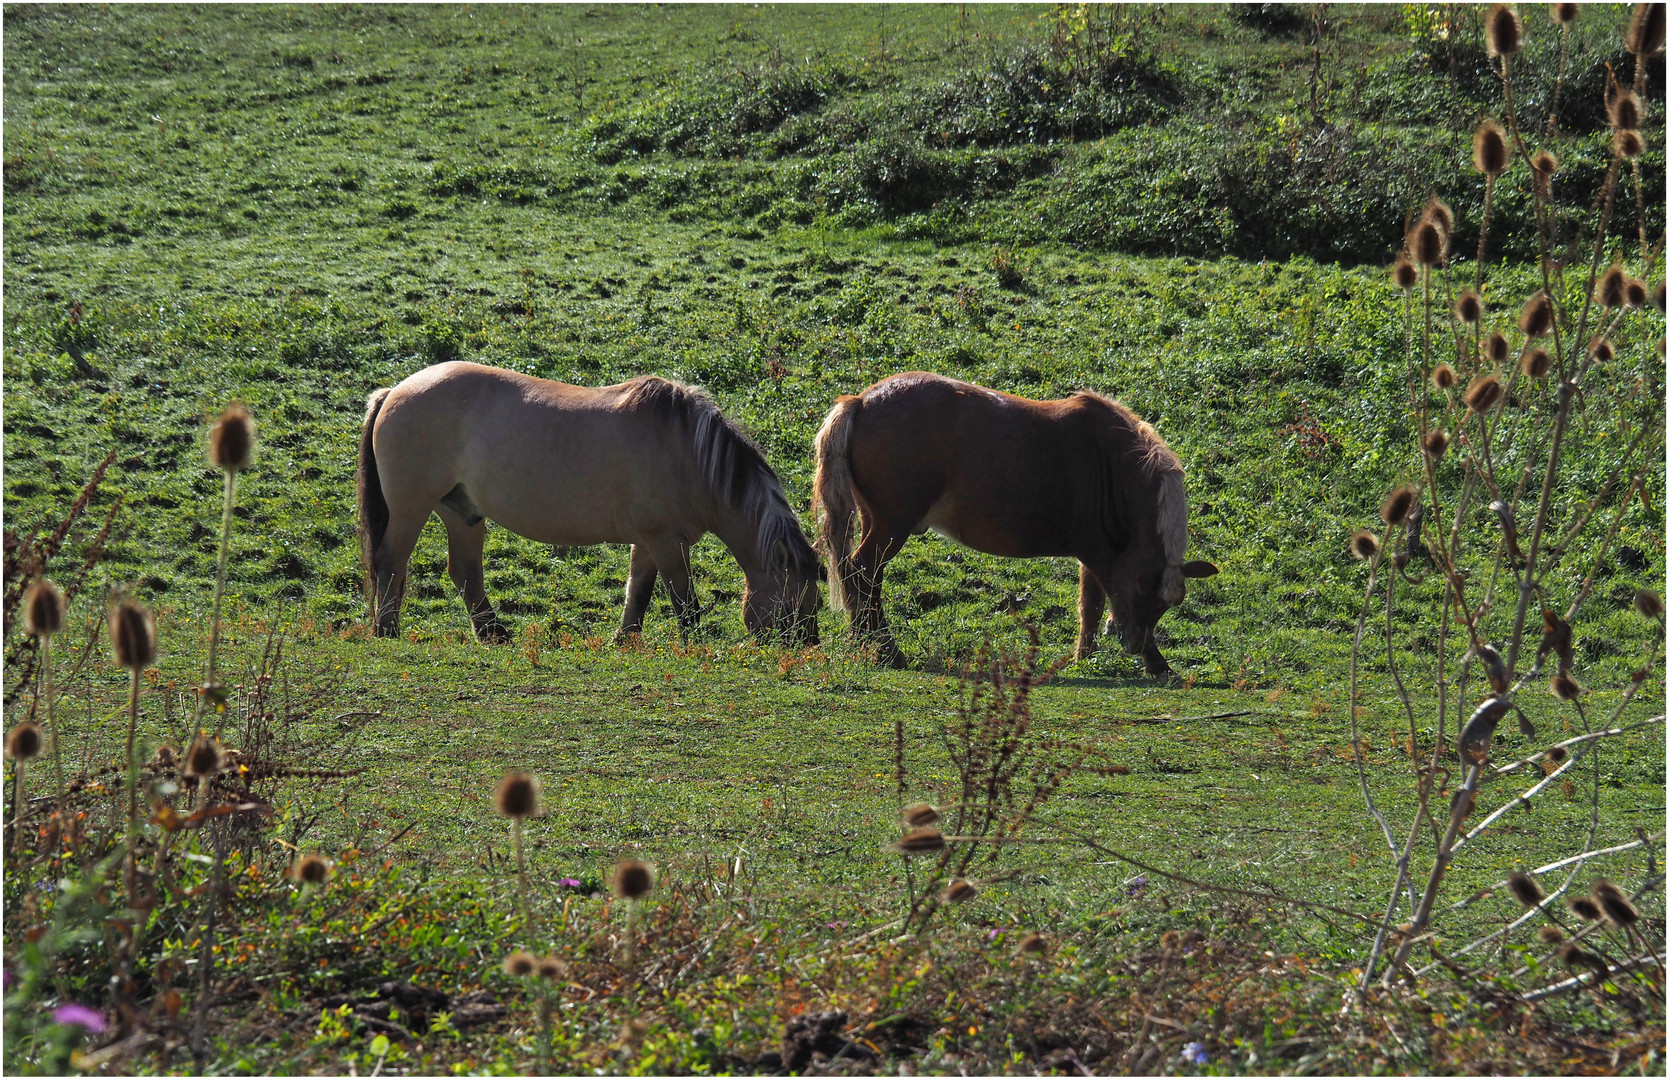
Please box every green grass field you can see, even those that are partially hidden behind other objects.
[3,4,1664,1074]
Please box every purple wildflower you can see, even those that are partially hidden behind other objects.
[1182,1042,1208,1066]
[556,878,582,888]
[53,1003,106,1033]
[987,928,1002,940]
[2,967,13,991]
[1128,876,1148,897]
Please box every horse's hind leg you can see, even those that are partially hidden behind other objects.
[1075,562,1106,661]
[616,543,659,641]
[848,528,907,668]
[370,514,425,639]
[438,505,511,644]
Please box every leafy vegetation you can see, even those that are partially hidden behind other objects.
[3,3,1663,1074]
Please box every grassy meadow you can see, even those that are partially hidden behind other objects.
[3,4,1665,1075]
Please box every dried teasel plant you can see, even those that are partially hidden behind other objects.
[889,628,1132,934]
[1352,2,1665,1007]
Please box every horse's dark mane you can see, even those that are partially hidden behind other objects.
[1071,388,1188,599]
[621,376,817,574]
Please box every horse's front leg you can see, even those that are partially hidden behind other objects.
[1074,563,1106,661]
[440,508,511,644]
[636,539,699,642]
[616,544,659,641]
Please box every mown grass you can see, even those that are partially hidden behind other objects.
[3,3,1664,1075]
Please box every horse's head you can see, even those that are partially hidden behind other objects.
[742,535,821,646]
[1102,470,1216,678]
[1104,547,1218,674]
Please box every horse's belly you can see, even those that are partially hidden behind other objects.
[919,497,1067,560]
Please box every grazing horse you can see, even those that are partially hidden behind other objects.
[813,372,1215,677]
[358,362,820,644]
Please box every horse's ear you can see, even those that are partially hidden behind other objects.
[1182,560,1219,579]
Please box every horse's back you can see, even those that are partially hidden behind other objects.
[846,372,1096,556]
[372,363,698,545]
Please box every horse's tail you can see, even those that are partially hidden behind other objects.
[812,395,863,615]
[357,388,393,620]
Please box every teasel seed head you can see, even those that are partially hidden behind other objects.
[1412,222,1445,267]
[896,826,947,854]
[1548,744,1569,765]
[1160,930,1182,947]
[1598,265,1629,308]
[1610,90,1642,131]
[1421,197,1455,236]
[611,858,654,900]
[1486,331,1511,365]
[902,802,941,827]
[1432,362,1458,390]
[184,735,225,779]
[1568,895,1602,921]
[1612,128,1643,159]
[1473,121,1511,176]
[1380,486,1417,526]
[1552,2,1578,24]
[1626,1,1665,56]
[1558,942,1606,971]
[1592,880,1639,926]
[1391,256,1418,291]
[23,579,65,638]
[1539,924,1565,945]
[1654,280,1666,313]
[1521,347,1552,378]
[1422,430,1450,459]
[1350,530,1380,561]
[108,596,157,670]
[942,877,979,904]
[6,721,43,761]
[292,853,332,885]
[1624,277,1648,308]
[502,950,536,978]
[1477,644,1509,694]
[1518,290,1555,337]
[1507,871,1546,908]
[208,404,254,474]
[1486,3,1523,55]
[1530,149,1559,191]
[1464,374,1504,413]
[494,770,539,819]
[1454,289,1482,324]
[536,955,566,981]
[1634,589,1663,618]
[1588,337,1614,363]
[1550,672,1582,701]
[1017,932,1047,955]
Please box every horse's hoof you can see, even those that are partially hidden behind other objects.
[477,622,513,645]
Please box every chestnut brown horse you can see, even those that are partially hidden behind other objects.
[358,362,819,644]
[813,372,1214,677]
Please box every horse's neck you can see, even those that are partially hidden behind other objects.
[711,504,770,576]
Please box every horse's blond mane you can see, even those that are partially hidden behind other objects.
[621,377,815,574]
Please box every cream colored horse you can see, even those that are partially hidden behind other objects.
[358,362,819,644]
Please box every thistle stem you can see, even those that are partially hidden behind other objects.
[43,634,64,798]
[207,469,237,741]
